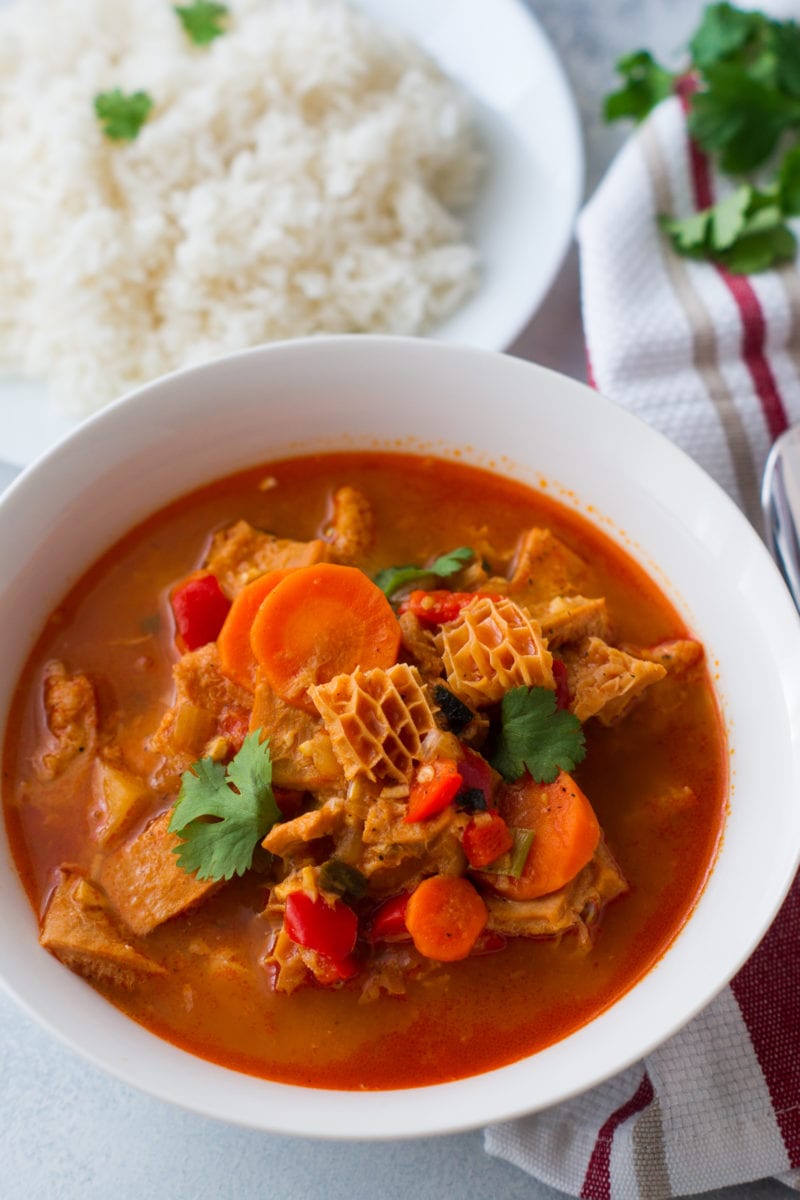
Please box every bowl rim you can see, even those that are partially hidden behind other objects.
[1,334,799,1139]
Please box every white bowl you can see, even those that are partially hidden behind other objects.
[1,336,799,1139]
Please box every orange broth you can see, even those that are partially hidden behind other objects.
[2,452,727,1088]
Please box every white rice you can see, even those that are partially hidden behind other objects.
[0,0,482,415]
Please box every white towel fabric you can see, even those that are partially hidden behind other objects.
[485,94,800,1199]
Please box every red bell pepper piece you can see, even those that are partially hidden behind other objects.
[402,590,503,626]
[284,891,358,961]
[462,810,514,868]
[368,893,411,942]
[404,758,463,823]
[457,746,494,806]
[171,571,231,652]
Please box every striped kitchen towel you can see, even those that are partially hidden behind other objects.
[485,93,800,1198]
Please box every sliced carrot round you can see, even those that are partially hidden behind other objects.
[405,875,487,962]
[493,770,600,900]
[250,562,401,710]
[217,569,295,690]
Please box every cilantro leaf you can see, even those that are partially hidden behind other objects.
[709,184,752,248]
[603,51,675,124]
[94,90,154,142]
[719,222,796,273]
[659,209,711,255]
[779,143,800,213]
[174,1,229,45]
[373,546,474,598]
[688,64,800,173]
[772,20,800,99]
[660,181,797,274]
[490,686,586,785]
[169,731,281,881]
[689,3,768,71]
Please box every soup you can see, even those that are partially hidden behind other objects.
[2,452,727,1089]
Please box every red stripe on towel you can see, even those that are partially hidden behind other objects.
[731,872,800,1168]
[682,103,789,441]
[580,1072,654,1200]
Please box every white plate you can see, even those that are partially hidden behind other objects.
[0,0,583,467]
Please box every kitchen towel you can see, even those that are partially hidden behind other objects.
[485,93,800,1199]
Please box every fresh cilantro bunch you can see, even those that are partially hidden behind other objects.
[604,2,800,273]
[169,731,281,881]
[490,686,586,785]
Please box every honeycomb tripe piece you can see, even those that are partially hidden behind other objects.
[562,636,667,725]
[309,663,435,785]
[435,595,554,707]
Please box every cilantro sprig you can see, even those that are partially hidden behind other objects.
[603,51,674,124]
[169,730,281,881]
[373,546,474,599]
[604,2,800,273]
[490,686,586,785]
[174,1,229,46]
[94,89,154,142]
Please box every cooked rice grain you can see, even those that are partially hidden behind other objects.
[0,0,482,414]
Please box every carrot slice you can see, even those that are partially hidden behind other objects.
[404,875,487,962]
[492,770,600,900]
[217,569,294,690]
[250,563,401,711]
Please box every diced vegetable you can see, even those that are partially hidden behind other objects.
[368,893,411,942]
[462,811,514,869]
[494,771,600,900]
[404,758,463,823]
[91,759,150,845]
[170,701,216,755]
[170,571,231,652]
[217,569,294,689]
[319,859,368,899]
[284,891,358,962]
[403,589,502,626]
[404,875,487,962]
[477,828,536,879]
[431,683,474,734]
[249,563,401,710]
[457,746,493,805]
[456,788,487,813]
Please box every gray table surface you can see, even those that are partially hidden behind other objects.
[1,2,793,1198]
